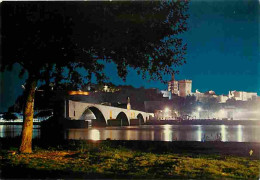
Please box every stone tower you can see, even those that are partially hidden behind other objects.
[168,73,179,95]
[178,80,192,97]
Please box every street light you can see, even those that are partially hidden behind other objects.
[218,109,226,120]
[104,85,108,92]
[164,107,169,120]
[219,109,225,114]
[197,107,201,112]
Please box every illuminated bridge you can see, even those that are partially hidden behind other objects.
[64,100,153,126]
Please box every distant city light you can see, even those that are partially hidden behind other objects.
[164,107,169,113]
[68,91,90,96]
[104,85,108,92]
[218,109,226,119]
[219,109,225,114]
[197,107,202,112]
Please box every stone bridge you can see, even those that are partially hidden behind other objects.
[65,100,153,126]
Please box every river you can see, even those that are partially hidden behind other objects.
[0,125,41,139]
[1,124,259,142]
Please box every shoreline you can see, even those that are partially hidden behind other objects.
[1,120,260,126]
[1,138,260,159]
[145,119,260,126]
[0,122,41,125]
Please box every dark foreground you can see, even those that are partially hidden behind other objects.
[0,138,259,179]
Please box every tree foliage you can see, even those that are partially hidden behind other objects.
[172,95,197,115]
[1,1,188,84]
[35,110,53,118]
[202,97,220,112]
[1,1,189,153]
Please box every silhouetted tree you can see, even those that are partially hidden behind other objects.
[1,1,189,153]
[3,112,18,121]
[176,95,197,115]
[203,97,220,112]
[35,110,53,121]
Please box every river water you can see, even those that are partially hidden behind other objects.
[0,125,41,139]
[66,125,260,142]
[1,124,259,142]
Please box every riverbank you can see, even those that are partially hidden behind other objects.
[146,119,260,126]
[2,119,260,126]
[0,139,260,179]
[0,122,41,125]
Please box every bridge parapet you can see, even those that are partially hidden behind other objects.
[66,100,153,126]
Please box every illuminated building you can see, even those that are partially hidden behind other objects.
[160,90,172,100]
[218,95,229,103]
[168,73,179,95]
[228,91,257,101]
[167,73,192,97]
[154,109,178,120]
[193,90,223,103]
[178,80,192,97]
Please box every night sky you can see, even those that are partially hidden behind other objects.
[1,0,259,112]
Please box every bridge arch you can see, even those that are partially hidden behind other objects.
[137,113,144,125]
[81,106,106,127]
[116,112,129,126]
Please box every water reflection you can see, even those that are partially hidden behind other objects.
[237,125,242,142]
[197,125,202,141]
[1,124,260,142]
[90,129,100,141]
[0,125,40,138]
[221,125,226,142]
[126,130,131,140]
[163,125,172,141]
[66,125,260,142]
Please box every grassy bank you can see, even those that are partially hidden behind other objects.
[1,140,260,179]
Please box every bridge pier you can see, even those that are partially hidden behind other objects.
[65,120,88,128]
[130,119,141,126]
[107,119,127,126]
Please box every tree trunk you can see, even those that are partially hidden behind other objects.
[19,75,37,153]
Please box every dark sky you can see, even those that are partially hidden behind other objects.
[1,0,259,112]
[102,0,260,94]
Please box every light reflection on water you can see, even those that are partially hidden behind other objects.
[0,124,260,142]
[163,125,172,141]
[238,125,242,142]
[197,125,202,141]
[67,125,260,142]
[89,129,100,141]
[0,125,40,138]
[221,125,227,142]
